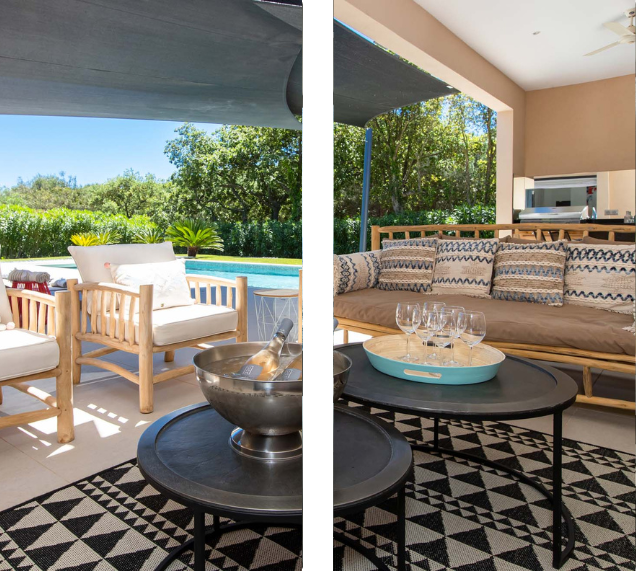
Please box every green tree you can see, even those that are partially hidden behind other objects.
[165,123,301,223]
[333,94,497,217]
[0,173,93,210]
[87,169,172,224]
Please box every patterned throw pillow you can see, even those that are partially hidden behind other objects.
[377,238,438,293]
[334,251,381,295]
[492,241,566,306]
[431,239,498,298]
[564,243,635,314]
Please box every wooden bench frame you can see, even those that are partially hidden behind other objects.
[67,275,248,414]
[337,223,636,411]
[0,289,74,443]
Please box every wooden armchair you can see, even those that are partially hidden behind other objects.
[0,282,74,443]
[67,274,248,413]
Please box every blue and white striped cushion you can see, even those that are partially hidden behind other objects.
[492,241,566,306]
[431,239,498,298]
[564,243,635,314]
[334,251,381,296]
[377,238,438,293]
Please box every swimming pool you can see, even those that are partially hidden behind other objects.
[43,259,301,290]
[185,260,300,290]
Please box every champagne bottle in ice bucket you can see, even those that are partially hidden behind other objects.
[235,318,294,380]
[280,353,302,380]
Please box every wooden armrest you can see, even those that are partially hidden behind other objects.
[6,288,56,306]
[72,282,141,298]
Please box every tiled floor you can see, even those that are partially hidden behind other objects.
[0,331,633,512]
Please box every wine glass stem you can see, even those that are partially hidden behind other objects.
[450,338,455,363]
[407,333,411,359]
[424,338,428,363]
[469,345,473,366]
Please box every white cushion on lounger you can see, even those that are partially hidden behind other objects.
[68,242,176,284]
[0,329,60,381]
[95,304,238,346]
[68,242,177,313]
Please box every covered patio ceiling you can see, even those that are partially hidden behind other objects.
[0,0,455,130]
[331,20,457,127]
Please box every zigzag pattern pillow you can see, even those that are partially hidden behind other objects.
[432,238,498,298]
[334,251,381,296]
[492,241,566,306]
[377,238,438,292]
[564,243,635,314]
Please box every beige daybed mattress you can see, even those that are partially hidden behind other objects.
[334,289,635,356]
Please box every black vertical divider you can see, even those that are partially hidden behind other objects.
[302,2,333,571]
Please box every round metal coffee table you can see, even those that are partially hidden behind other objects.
[334,403,412,571]
[137,403,302,571]
[338,343,579,569]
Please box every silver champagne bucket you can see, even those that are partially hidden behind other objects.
[194,342,303,461]
[333,350,352,403]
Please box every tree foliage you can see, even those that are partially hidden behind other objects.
[334,94,496,217]
[164,123,301,223]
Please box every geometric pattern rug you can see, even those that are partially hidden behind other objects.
[0,402,632,571]
[335,402,635,571]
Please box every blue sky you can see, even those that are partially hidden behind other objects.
[0,116,220,188]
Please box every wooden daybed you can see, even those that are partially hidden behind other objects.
[335,222,636,411]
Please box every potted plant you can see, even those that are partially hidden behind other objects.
[166,219,224,258]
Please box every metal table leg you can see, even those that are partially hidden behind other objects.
[397,485,406,571]
[193,511,205,571]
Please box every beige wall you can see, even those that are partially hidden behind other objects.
[597,170,636,218]
[525,75,636,178]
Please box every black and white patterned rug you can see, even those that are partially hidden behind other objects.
[0,403,633,571]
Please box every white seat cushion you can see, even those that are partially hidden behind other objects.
[96,304,238,346]
[0,329,60,381]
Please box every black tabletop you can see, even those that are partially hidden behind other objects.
[137,403,302,523]
[338,343,578,421]
[333,404,412,517]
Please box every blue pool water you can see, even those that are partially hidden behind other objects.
[185,260,300,290]
[44,259,301,290]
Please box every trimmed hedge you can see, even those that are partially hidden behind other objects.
[334,205,496,254]
[0,206,303,259]
[0,206,153,259]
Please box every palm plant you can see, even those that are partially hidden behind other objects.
[70,231,121,247]
[132,227,166,244]
[166,219,224,258]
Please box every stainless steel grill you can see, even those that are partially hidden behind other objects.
[518,206,584,224]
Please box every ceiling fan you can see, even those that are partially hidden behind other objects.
[584,8,635,56]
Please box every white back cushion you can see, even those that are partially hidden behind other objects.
[68,242,176,284]
[0,264,14,324]
[110,259,194,311]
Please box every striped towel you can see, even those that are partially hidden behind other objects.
[7,269,51,283]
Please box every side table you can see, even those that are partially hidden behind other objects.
[254,289,299,342]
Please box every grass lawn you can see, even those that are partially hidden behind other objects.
[3,254,302,265]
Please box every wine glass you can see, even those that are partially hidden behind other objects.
[458,311,486,366]
[433,309,454,365]
[422,301,445,360]
[443,305,464,366]
[415,309,438,365]
[396,303,421,362]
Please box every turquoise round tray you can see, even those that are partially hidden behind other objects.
[362,334,505,385]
